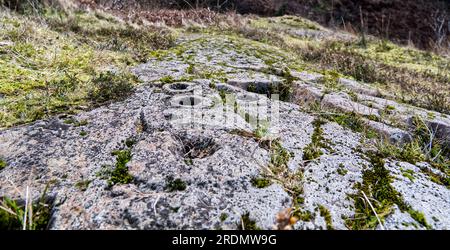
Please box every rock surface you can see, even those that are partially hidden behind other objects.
[0,32,449,230]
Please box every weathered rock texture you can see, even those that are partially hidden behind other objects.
[0,32,449,230]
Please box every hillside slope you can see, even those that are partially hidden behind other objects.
[0,3,449,230]
[91,0,450,51]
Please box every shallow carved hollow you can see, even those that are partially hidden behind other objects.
[179,134,220,159]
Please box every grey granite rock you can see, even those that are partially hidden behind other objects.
[0,34,448,230]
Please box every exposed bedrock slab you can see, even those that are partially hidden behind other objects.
[132,59,190,82]
[291,82,323,106]
[339,78,380,97]
[0,82,299,229]
[365,119,412,144]
[385,161,450,229]
[291,71,324,83]
[295,123,368,230]
[0,34,449,231]
[322,92,380,117]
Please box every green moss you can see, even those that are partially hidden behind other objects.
[303,118,327,161]
[294,209,313,222]
[280,16,321,30]
[79,130,87,137]
[408,209,431,229]
[386,105,396,111]
[322,112,380,139]
[88,71,136,104]
[337,165,348,176]
[218,89,228,104]
[0,158,7,170]
[400,141,426,163]
[125,138,137,148]
[318,205,334,230]
[0,8,173,128]
[108,149,133,186]
[238,213,261,230]
[247,83,257,93]
[270,67,296,101]
[251,177,272,188]
[186,64,195,74]
[184,158,193,166]
[401,169,415,182]
[270,141,291,174]
[208,82,217,89]
[79,119,89,126]
[254,124,269,139]
[244,113,251,123]
[75,179,91,191]
[347,90,358,102]
[250,16,322,32]
[420,167,450,188]
[377,140,425,164]
[219,213,228,222]
[347,151,408,229]
[165,177,187,192]
[160,75,175,84]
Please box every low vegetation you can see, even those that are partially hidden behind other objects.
[0,3,175,128]
[302,118,328,161]
[238,212,260,230]
[0,188,53,230]
[346,151,432,229]
[251,177,271,188]
[108,149,133,186]
[165,177,187,192]
[97,139,135,186]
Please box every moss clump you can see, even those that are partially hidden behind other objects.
[64,118,88,127]
[385,105,396,112]
[160,75,175,84]
[218,89,228,105]
[349,149,437,229]
[219,213,228,222]
[337,165,348,176]
[420,167,450,188]
[184,158,193,166]
[408,209,431,229]
[254,124,269,139]
[347,151,408,229]
[247,83,257,93]
[108,149,133,186]
[294,209,314,222]
[208,82,217,89]
[377,140,425,164]
[125,138,137,148]
[0,158,7,170]
[401,169,415,182]
[238,213,261,230]
[79,130,88,137]
[303,118,327,161]
[318,205,334,230]
[186,64,195,74]
[251,177,271,188]
[270,141,291,174]
[165,177,187,192]
[75,179,91,191]
[276,67,295,101]
[88,71,136,105]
